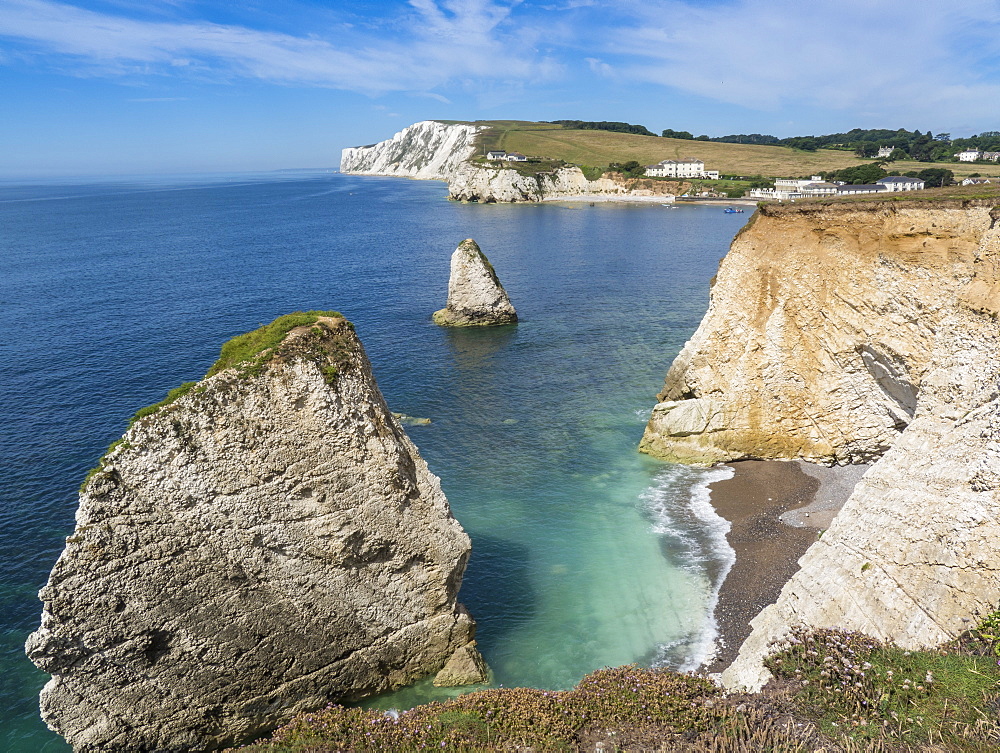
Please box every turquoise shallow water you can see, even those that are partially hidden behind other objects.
[0,172,748,748]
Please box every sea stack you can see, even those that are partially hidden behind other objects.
[433,238,517,326]
[26,312,480,751]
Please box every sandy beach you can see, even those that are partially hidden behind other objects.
[704,459,866,673]
[541,194,759,206]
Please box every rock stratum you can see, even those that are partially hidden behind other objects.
[339,121,688,203]
[639,200,1000,691]
[433,238,517,327]
[26,312,478,751]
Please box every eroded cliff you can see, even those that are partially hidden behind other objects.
[340,120,481,180]
[447,163,687,203]
[26,313,477,751]
[638,199,1000,691]
[339,121,688,202]
[641,202,996,465]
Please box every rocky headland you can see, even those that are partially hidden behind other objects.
[339,120,688,203]
[26,312,481,751]
[433,239,517,327]
[640,199,1000,691]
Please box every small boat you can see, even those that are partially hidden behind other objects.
[723,207,744,213]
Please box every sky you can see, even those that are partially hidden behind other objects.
[2,0,1000,176]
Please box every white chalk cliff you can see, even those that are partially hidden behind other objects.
[640,200,1000,691]
[433,238,517,327]
[26,313,478,751]
[340,121,687,203]
[340,120,482,180]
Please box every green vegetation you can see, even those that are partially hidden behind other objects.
[550,120,656,137]
[471,155,568,178]
[205,310,344,379]
[821,162,889,185]
[130,381,200,426]
[461,121,998,182]
[607,160,645,178]
[767,623,1000,750]
[79,311,348,492]
[466,121,873,181]
[239,613,1000,752]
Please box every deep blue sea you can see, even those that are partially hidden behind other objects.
[0,171,749,749]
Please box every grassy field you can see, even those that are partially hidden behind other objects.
[448,120,999,180]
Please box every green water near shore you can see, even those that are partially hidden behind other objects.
[0,173,748,747]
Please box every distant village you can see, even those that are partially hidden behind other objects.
[485,146,995,198]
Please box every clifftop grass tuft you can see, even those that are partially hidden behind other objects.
[206,311,345,379]
[80,311,347,492]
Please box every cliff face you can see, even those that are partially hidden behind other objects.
[340,120,481,180]
[447,164,687,203]
[340,121,687,202]
[26,314,475,751]
[638,200,1000,691]
[641,202,996,465]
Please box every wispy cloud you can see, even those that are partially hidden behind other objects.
[597,0,1000,127]
[0,0,553,93]
[3,0,1000,131]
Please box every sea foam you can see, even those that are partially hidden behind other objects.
[639,464,735,671]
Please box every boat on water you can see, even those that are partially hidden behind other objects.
[723,207,745,213]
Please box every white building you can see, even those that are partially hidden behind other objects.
[799,182,839,196]
[506,152,528,162]
[876,146,895,158]
[962,177,992,186]
[876,176,925,191]
[644,158,708,178]
[486,150,507,160]
[982,152,1000,162]
[749,176,828,200]
[957,149,982,161]
[837,184,887,195]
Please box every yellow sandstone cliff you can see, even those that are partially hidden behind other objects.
[641,199,1000,690]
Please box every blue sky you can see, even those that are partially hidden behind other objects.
[2,0,1000,176]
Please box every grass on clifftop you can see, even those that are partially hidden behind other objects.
[81,311,347,491]
[236,613,1000,752]
[451,120,994,181]
[205,310,345,379]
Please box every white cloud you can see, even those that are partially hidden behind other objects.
[600,0,1000,127]
[0,0,550,93]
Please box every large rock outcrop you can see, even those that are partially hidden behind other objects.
[433,239,517,327]
[339,120,688,203]
[723,205,1000,689]
[340,120,481,180]
[640,202,997,465]
[447,164,688,203]
[637,199,1000,690]
[26,312,477,751]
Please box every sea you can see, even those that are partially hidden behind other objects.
[0,170,750,749]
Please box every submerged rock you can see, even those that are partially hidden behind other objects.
[433,640,491,686]
[26,312,476,751]
[433,239,517,327]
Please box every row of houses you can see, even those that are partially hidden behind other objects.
[748,175,925,200]
[644,158,720,179]
[486,150,528,162]
[956,149,1000,162]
